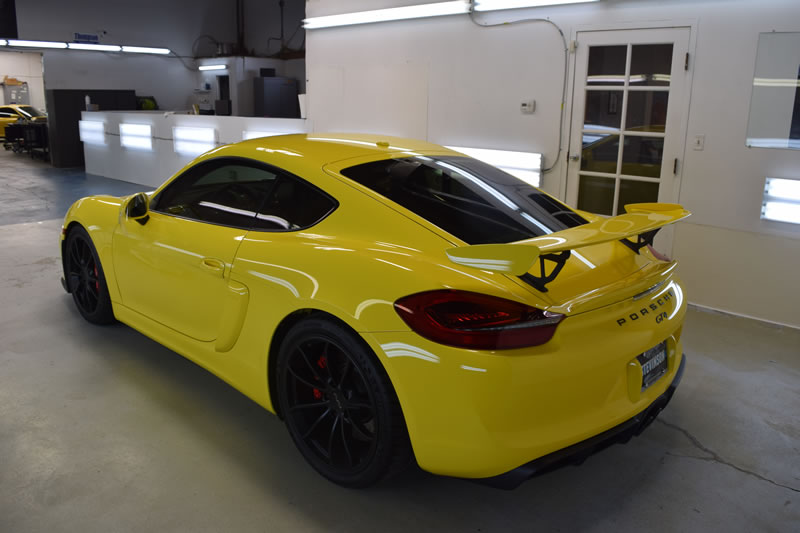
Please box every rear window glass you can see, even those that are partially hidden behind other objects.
[340,156,587,244]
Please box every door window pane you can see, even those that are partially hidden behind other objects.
[626,91,669,132]
[619,179,660,208]
[154,159,279,228]
[584,90,624,130]
[253,176,337,231]
[587,45,627,85]
[630,44,673,86]
[621,136,664,178]
[577,175,615,215]
[581,134,619,174]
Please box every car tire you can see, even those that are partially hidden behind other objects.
[64,226,115,325]
[276,317,412,488]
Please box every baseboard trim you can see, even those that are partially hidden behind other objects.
[687,302,800,331]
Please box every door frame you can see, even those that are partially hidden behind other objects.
[558,21,697,253]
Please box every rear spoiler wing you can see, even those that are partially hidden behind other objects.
[445,203,690,292]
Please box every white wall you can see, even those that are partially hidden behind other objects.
[12,0,306,113]
[82,111,308,187]
[0,51,45,110]
[14,0,237,111]
[244,0,307,57]
[305,0,800,327]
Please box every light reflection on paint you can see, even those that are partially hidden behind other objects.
[355,298,393,319]
[531,236,567,249]
[374,241,421,252]
[248,270,299,297]
[381,342,440,363]
[460,365,487,373]
[572,251,596,269]
[313,246,355,252]
[667,282,684,320]
[237,258,320,298]
[374,258,412,271]
[154,242,203,258]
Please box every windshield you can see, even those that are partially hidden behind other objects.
[16,106,45,119]
[340,156,587,245]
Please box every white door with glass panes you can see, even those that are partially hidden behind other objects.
[566,28,691,251]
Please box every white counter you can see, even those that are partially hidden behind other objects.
[80,111,309,188]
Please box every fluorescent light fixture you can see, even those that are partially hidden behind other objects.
[121,45,171,55]
[762,177,800,224]
[7,39,67,49]
[119,123,153,151]
[78,120,106,145]
[199,64,227,71]
[243,130,292,140]
[68,43,122,52]
[303,1,470,29]
[446,146,542,186]
[0,40,7,46]
[474,0,601,10]
[173,126,217,156]
[754,77,800,88]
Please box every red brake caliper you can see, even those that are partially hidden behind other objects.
[312,356,327,400]
[93,264,99,291]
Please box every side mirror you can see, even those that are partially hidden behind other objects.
[126,193,150,225]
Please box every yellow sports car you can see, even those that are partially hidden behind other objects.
[0,104,47,137]
[60,134,689,488]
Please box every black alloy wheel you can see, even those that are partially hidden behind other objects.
[65,227,115,324]
[277,318,412,488]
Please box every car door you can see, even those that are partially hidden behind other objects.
[112,158,280,342]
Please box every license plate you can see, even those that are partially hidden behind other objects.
[637,341,667,391]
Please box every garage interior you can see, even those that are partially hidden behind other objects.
[0,1,798,531]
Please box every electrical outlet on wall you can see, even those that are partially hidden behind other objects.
[521,100,535,114]
[692,134,705,151]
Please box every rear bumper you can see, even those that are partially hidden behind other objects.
[476,353,686,489]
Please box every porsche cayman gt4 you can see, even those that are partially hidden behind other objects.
[61,134,689,488]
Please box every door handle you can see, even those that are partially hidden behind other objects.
[200,257,225,275]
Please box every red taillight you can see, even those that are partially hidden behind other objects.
[394,290,564,350]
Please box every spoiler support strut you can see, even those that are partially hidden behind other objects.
[518,250,571,293]
[619,229,659,255]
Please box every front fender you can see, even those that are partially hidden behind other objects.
[62,195,130,303]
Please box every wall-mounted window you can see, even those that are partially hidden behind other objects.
[746,32,800,150]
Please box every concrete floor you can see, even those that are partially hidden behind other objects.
[0,150,798,532]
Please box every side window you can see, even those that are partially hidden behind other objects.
[0,107,18,118]
[251,175,337,231]
[153,159,278,228]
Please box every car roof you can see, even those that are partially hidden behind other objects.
[211,133,460,167]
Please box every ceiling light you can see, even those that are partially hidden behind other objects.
[474,0,601,10]
[68,43,122,52]
[7,39,68,49]
[303,1,470,29]
[121,45,171,55]
[0,40,7,46]
[199,64,227,71]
